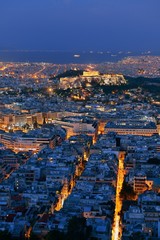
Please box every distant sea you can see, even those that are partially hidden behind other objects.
[0,50,159,64]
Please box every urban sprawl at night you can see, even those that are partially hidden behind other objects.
[0,57,160,240]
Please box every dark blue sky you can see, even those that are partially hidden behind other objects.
[0,0,160,51]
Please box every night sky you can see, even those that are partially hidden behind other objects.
[0,0,160,52]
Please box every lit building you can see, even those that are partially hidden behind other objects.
[133,172,153,194]
[104,120,158,136]
[0,124,63,152]
[52,116,98,142]
[2,154,18,168]
[83,71,100,77]
[12,115,27,126]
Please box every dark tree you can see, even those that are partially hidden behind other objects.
[67,216,88,240]
[45,230,65,240]
[131,231,145,240]
[30,232,42,240]
[45,216,92,240]
[0,230,12,240]
[147,158,160,165]
[120,181,136,200]
[52,70,84,80]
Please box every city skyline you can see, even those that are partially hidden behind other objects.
[0,1,160,239]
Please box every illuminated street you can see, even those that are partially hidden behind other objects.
[0,0,159,238]
[25,226,32,239]
[112,152,125,240]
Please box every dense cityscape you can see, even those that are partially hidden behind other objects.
[0,58,160,239]
[1,0,160,239]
